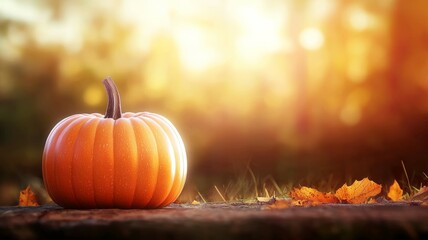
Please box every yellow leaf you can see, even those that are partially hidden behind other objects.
[291,186,339,203]
[335,178,382,204]
[387,180,403,201]
[191,200,200,205]
[18,186,39,206]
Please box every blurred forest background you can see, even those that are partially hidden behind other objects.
[1,0,428,204]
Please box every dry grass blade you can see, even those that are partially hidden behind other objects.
[247,165,259,198]
[402,160,413,195]
[214,185,227,202]
[265,175,283,195]
[197,191,207,203]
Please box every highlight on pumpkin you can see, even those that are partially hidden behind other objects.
[1,0,428,206]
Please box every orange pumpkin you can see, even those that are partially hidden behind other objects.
[42,77,187,208]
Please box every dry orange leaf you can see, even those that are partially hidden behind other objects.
[291,187,339,203]
[18,186,39,206]
[335,178,382,204]
[387,180,403,201]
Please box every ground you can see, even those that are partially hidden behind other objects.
[1,202,427,239]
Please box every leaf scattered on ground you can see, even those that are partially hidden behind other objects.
[265,177,387,209]
[18,186,39,207]
[387,180,403,201]
[335,178,382,204]
[291,187,339,203]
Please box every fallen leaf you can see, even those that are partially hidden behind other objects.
[18,186,39,206]
[387,180,403,201]
[191,200,200,205]
[335,178,382,204]
[292,199,323,207]
[291,187,339,203]
[412,186,428,201]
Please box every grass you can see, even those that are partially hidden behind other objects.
[183,166,292,203]
[179,161,427,204]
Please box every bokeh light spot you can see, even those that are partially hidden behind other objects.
[83,85,103,107]
[299,27,324,50]
[348,7,372,31]
[235,6,287,61]
[340,103,361,126]
[174,26,221,72]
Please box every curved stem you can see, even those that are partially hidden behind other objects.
[103,77,122,120]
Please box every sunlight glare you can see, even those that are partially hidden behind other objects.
[0,0,49,23]
[299,27,324,51]
[235,6,288,62]
[174,25,222,72]
[308,0,336,19]
[348,7,373,31]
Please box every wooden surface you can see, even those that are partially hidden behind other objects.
[1,202,427,239]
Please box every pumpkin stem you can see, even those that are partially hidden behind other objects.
[103,77,122,120]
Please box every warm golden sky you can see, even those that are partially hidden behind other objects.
[5,0,427,191]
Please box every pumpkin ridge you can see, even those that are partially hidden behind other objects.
[90,118,101,207]
[43,115,80,205]
[129,118,139,207]
[91,118,102,207]
[112,120,117,206]
[130,117,158,207]
[151,114,187,187]
[70,116,94,208]
[92,119,115,207]
[112,118,139,208]
[110,119,115,207]
[138,116,161,207]
[147,113,187,206]
[127,120,139,208]
[148,114,184,206]
[54,115,86,207]
[141,116,176,207]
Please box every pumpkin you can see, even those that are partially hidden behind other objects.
[42,77,187,208]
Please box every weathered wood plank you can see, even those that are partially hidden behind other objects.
[1,203,427,240]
